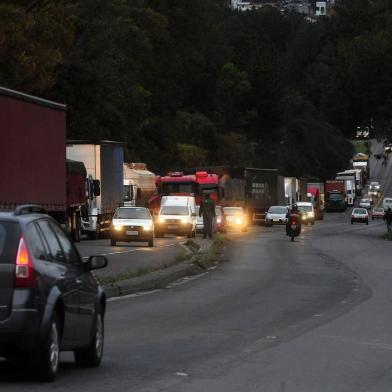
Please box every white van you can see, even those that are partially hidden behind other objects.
[383,197,392,211]
[156,196,197,237]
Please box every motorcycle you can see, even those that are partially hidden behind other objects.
[288,218,301,242]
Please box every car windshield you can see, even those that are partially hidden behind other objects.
[298,205,312,212]
[354,209,367,214]
[224,208,243,216]
[161,206,189,215]
[269,207,287,214]
[114,208,151,220]
[373,208,383,212]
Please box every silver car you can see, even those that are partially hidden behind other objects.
[265,206,289,227]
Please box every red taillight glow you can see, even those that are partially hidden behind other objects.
[15,237,35,288]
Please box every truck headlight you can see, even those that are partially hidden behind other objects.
[143,225,153,231]
[114,225,123,231]
[181,218,189,224]
[158,217,165,224]
[236,218,243,225]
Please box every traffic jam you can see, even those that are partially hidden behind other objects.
[0,86,387,381]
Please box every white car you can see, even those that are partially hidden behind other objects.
[369,181,381,195]
[383,197,392,211]
[297,201,316,225]
[351,208,369,225]
[265,206,289,227]
[359,198,371,209]
[110,207,154,247]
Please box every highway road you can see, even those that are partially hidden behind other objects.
[1,140,392,391]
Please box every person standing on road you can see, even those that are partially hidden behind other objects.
[384,207,392,233]
[199,193,216,239]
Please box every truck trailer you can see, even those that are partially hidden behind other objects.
[325,180,346,212]
[66,141,124,239]
[0,86,86,241]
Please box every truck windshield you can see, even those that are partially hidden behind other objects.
[160,206,189,215]
[114,208,150,219]
[162,183,197,194]
[328,194,343,200]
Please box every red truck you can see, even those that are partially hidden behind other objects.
[325,180,346,212]
[148,171,220,214]
[0,86,86,241]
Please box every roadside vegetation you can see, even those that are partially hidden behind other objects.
[3,1,392,179]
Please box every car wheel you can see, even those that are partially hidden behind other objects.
[148,239,154,247]
[74,311,104,367]
[366,221,369,225]
[110,239,116,246]
[351,220,353,224]
[35,316,60,381]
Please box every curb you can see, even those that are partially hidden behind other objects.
[102,239,221,299]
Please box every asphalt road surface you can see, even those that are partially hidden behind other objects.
[1,140,392,391]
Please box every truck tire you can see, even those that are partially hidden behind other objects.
[110,239,116,246]
[73,215,82,243]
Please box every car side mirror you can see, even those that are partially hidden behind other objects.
[85,255,108,271]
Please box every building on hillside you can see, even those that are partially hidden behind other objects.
[230,0,280,11]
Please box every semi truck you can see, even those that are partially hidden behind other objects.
[325,180,346,212]
[0,86,86,241]
[335,171,356,206]
[66,140,124,239]
[123,162,156,207]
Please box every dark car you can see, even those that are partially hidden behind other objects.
[0,205,108,381]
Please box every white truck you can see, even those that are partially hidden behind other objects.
[66,140,124,239]
[336,171,357,206]
[284,177,299,208]
[123,163,156,207]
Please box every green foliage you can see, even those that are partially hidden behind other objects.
[4,0,385,179]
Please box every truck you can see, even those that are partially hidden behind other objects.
[284,177,297,207]
[66,140,124,239]
[335,171,356,206]
[0,86,87,241]
[325,180,346,212]
[352,153,369,185]
[123,162,156,207]
[307,182,325,220]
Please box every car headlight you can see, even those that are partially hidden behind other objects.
[114,225,123,231]
[158,217,165,224]
[236,218,243,225]
[308,212,314,218]
[217,217,222,224]
[143,225,153,231]
[302,215,307,220]
[181,218,189,224]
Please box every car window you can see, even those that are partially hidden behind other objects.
[25,222,48,261]
[0,221,20,263]
[36,220,66,263]
[49,221,81,266]
[114,208,151,220]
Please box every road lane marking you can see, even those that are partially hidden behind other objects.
[82,243,178,259]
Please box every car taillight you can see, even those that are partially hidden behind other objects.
[15,237,35,288]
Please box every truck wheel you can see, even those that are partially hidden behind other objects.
[73,216,82,243]
[148,239,154,247]
[110,239,116,246]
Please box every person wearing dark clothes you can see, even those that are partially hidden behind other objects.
[199,194,216,239]
[385,207,392,233]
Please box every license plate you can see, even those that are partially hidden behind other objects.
[168,225,178,229]
[126,230,138,235]
[290,225,297,230]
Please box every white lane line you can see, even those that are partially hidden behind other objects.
[82,242,177,259]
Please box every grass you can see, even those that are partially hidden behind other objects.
[96,235,228,285]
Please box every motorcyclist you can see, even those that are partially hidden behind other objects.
[286,204,302,236]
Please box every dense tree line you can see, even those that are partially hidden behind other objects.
[2,0,391,179]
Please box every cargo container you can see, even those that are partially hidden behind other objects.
[325,180,346,212]
[66,141,124,239]
[0,86,86,241]
[336,171,357,206]
[307,182,325,220]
